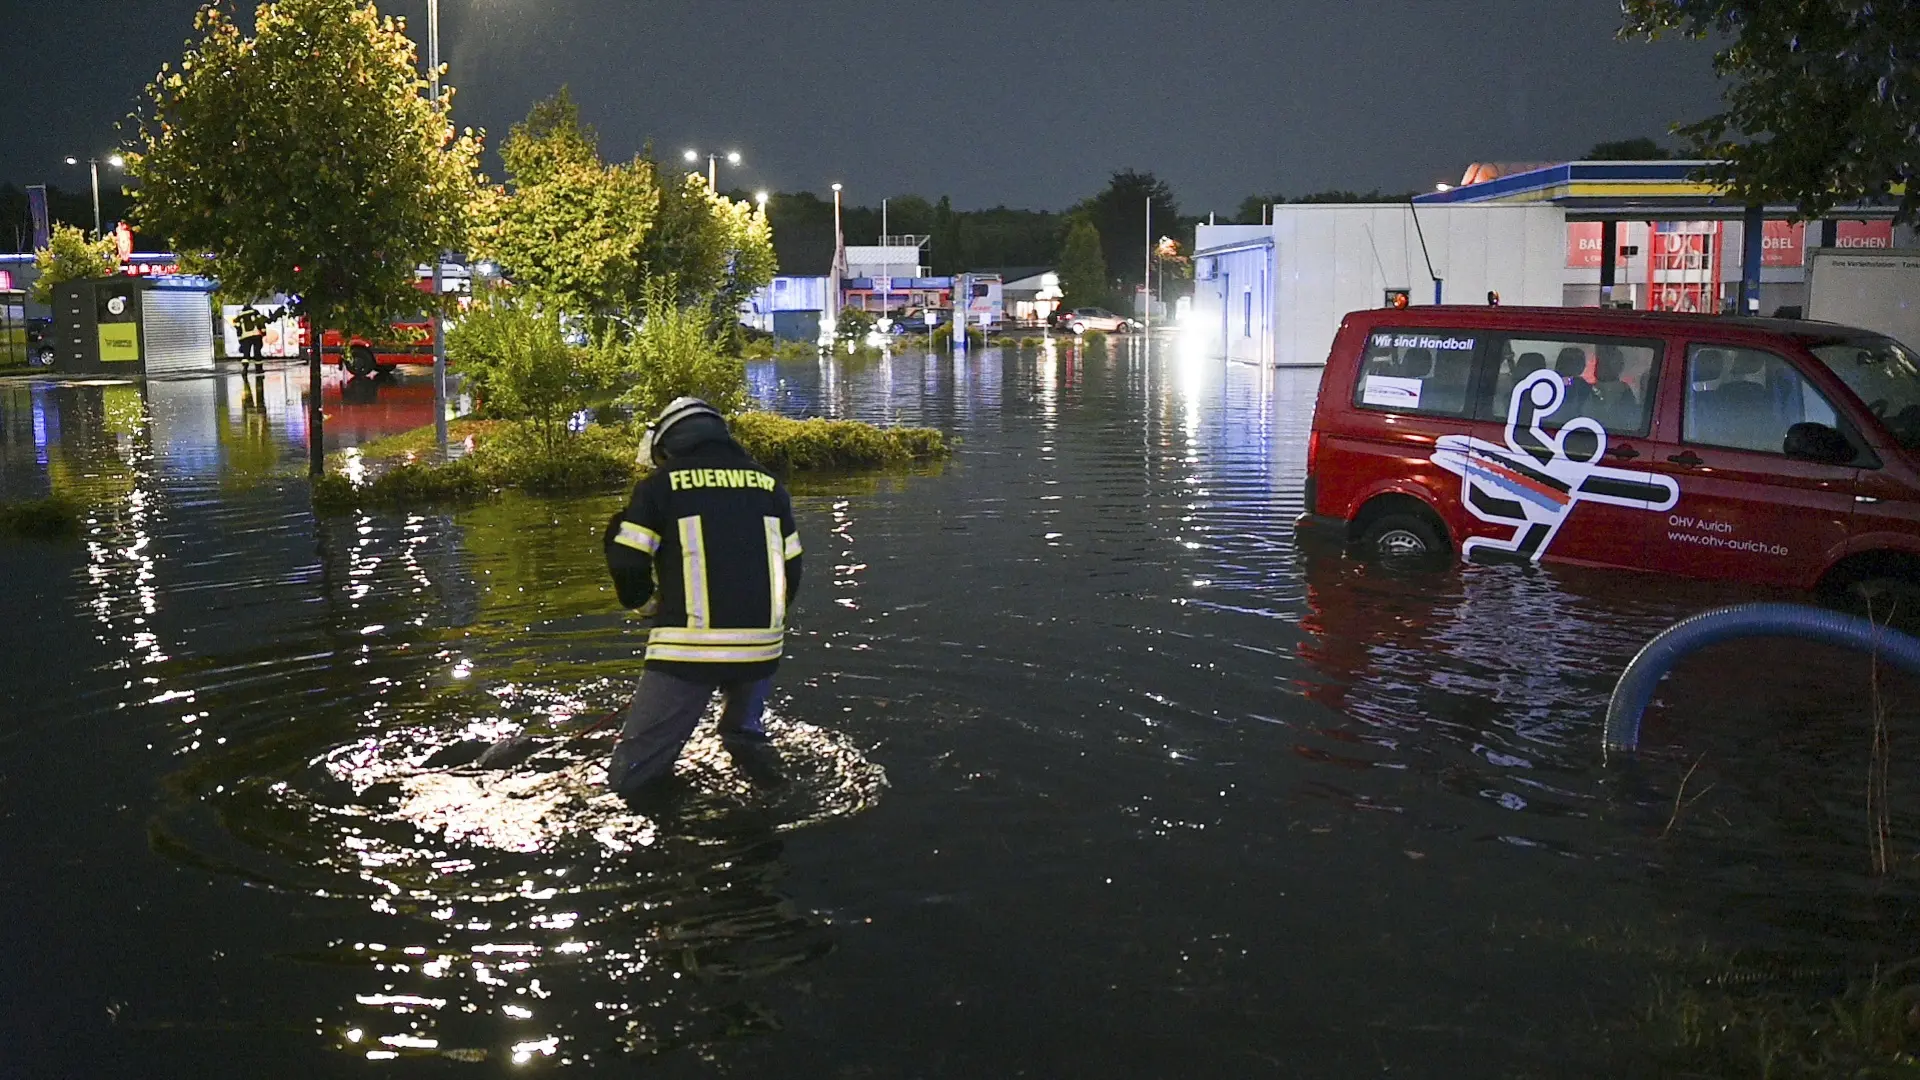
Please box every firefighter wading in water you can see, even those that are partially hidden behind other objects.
[602,398,803,796]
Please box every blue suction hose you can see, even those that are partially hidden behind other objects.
[1604,603,1920,759]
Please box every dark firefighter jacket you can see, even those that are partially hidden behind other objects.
[603,441,803,684]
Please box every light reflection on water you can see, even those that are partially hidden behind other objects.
[3,348,1919,1074]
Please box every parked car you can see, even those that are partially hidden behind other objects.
[1059,307,1139,334]
[1297,305,1920,605]
[26,317,55,367]
[890,308,948,333]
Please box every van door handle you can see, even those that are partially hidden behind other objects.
[1606,445,1640,461]
[1666,451,1703,466]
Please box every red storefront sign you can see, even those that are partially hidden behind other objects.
[1575,219,1889,274]
[1568,223,1607,269]
[1836,220,1894,248]
[1760,220,1803,267]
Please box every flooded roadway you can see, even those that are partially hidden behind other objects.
[2,342,1916,1077]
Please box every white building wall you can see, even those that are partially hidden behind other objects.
[844,246,927,279]
[1205,243,1271,365]
[1262,204,1564,367]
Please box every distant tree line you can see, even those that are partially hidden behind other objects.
[745,168,1198,311]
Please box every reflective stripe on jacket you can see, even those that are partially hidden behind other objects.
[604,441,802,684]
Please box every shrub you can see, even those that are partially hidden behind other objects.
[772,338,817,361]
[613,276,746,419]
[314,420,640,512]
[312,411,945,512]
[349,418,509,463]
[312,457,492,511]
[1082,329,1109,351]
[729,411,949,473]
[30,225,117,305]
[928,325,988,352]
[446,296,608,449]
[834,307,875,342]
[0,494,83,538]
[476,419,636,493]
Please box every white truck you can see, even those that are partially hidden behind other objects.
[1806,248,1920,348]
[953,272,1003,331]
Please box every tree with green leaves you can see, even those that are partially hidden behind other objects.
[30,224,119,304]
[638,161,775,323]
[1056,215,1109,311]
[474,89,658,315]
[1077,170,1180,295]
[610,276,746,418]
[129,0,483,474]
[443,293,610,451]
[1622,0,1920,221]
[1585,137,1671,161]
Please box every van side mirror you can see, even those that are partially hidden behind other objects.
[1783,422,1854,465]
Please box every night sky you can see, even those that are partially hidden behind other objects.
[5,0,1725,214]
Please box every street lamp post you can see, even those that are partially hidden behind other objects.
[428,0,448,455]
[684,148,741,190]
[63,154,124,237]
[755,191,769,332]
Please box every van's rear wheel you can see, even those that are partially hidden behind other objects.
[345,345,378,379]
[1360,513,1447,560]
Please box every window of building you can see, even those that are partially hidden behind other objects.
[1475,335,1661,436]
[1684,345,1838,454]
[1352,328,1479,417]
[1243,291,1252,338]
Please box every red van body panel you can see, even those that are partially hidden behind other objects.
[1303,306,1920,593]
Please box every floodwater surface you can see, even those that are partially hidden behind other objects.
[2,344,1917,1077]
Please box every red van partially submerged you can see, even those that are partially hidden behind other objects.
[1298,307,1920,602]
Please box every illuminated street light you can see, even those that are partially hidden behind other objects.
[63,154,124,236]
[684,148,742,189]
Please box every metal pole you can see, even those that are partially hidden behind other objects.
[708,154,717,190]
[309,314,325,476]
[882,197,888,324]
[90,159,101,237]
[430,0,448,455]
[831,184,842,324]
[1741,204,1764,314]
[1599,220,1618,306]
[1143,197,1151,335]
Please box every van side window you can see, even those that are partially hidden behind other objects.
[1351,329,1478,418]
[1476,335,1660,436]
[1683,346,1838,454]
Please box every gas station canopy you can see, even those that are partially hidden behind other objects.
[1414,160,1903,221]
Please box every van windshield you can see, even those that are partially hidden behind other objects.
[1811,336,1920,451]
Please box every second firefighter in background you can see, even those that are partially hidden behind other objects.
[602,398,803,796]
